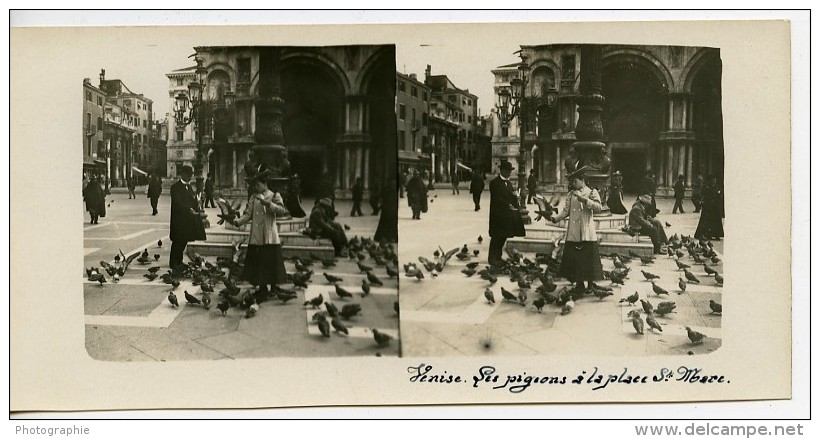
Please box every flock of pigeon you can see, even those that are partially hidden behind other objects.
[85,236,399,349]
[403,231,723,348]
[617,233,723,346]
[303,236,399,348]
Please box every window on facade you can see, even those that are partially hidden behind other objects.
[449,95,456,103]
[399,130,406,149]
[398,80,405,93]
[411,108,417,124]
[501,126,509,137]
[177,77,184,86]
[97,96,103,106]
[238,58,251,83]
[562,55,576,79]
[399,104,406,120]
[97,117,102,130]
[176,131,183,141]
[97,140,104,156]
[467,115,471,124]
[411,86,417,97]
[422,112,428,126]
[422,91,428,101]
[85,112,91,128]
[143,120,147,128]
[86,91,92,102]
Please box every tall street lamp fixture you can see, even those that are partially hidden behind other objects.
[173,55,208,192]
[495,51,532,224]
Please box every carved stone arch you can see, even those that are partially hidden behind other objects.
[206,69,232,100]
[279,51,351,96]
[528,58,561,97]
[681,48,720,93]
[602,48,674,91]
[355,46,395,96]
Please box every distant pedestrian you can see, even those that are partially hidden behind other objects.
[550,165,604,290]
[488,161,525,265]
[607,170,628,214]
[350,176,364,217]
[451,171,460,195]
[399,169,408,198]
[694,175,724,240]
[231,166,288,298]
[526,169,537,204]
[406,168,428,220]
[310,198,349,256]
[692,173,704,213]
[369,178,382,215]
[203,174,216,208]
[469,170,485,212]
[169,165,206,269]
[127,177,136,199]
[628,194,669,254]
[147,174,162,216]
[672,174,686,214]
[82,175,106,224]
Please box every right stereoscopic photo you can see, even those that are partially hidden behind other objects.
[399,43,724,357]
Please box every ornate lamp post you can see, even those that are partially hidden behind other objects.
[173,55,208,192]
[495,51,532,224]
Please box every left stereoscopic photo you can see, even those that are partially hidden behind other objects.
[83,45,399,360]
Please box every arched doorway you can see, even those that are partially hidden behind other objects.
[690,57,723,178]
[280,60,344,196]
[602,57,667,193]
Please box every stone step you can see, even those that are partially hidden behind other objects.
[187,241,335,260]
[554,215,627,230]
[205,229,327,247]
[506,237,655,257]
[524,226,653,243]
[223,217,307,233]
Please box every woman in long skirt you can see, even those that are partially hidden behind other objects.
[607,171,628,214]
[406,168,428,220]
[232,166,288,298]
[83,175,106,224]
[551,165,604,293]
[694,175,725,240]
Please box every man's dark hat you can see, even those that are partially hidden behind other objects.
[179,165,194,176]
[499,161,515,172]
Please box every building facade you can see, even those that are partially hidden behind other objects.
[424,65,480,183]
[491,44,724,195]
[99,70,155,185]
[82,78,106,176]
[166,45,396,199]
[396,72,430,175]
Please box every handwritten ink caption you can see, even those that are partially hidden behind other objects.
[408,364,729,393]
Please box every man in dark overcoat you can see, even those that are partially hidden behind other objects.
[169,165,206,269]
[488,161,525,265]
[469,170,485,212]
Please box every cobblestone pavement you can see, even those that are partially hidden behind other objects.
[398,186,723,357]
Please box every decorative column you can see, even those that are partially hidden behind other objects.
[231,149,237,187]
[686,144,693,186]
[666,143,674,188]
[565,45,611,215]
[244,47,291,214]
